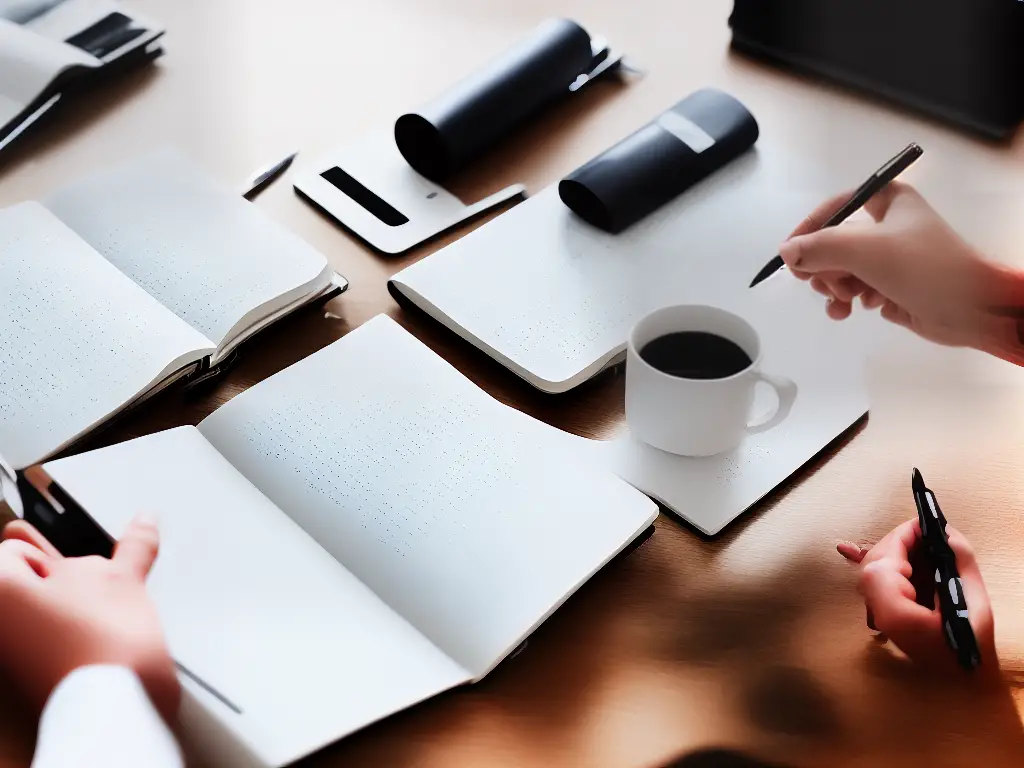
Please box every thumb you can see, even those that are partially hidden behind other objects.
[779,224,879,278]
[112,515,160,580]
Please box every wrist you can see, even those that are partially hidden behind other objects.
[972,259,1024,366]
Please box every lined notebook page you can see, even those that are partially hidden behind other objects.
[0,202,212,468]
[44,147,332,348]
[44,427,468,768]
[0,18,95,125]
[390,143,834,392]
[199,315,657,679]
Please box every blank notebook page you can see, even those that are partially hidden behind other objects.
[43,147,331,347]
[391,143,836,391]
[0,202,212,468]
[44,427,468,768]
[199,315,657,679]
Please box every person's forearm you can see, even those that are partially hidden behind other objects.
[974,261,1024,367]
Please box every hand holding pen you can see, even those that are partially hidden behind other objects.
[837,475,997,675]
[772,145,1014,355]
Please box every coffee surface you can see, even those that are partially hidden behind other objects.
[639,331,753,380]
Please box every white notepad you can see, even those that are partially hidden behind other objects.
[0,147,344,469]
[389,143,838,393]
[578,272,884,536]
[30,315,658,768]
[292,127,524,255]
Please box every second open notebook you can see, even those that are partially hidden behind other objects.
[0,147,346,469]
[9,314,657,768]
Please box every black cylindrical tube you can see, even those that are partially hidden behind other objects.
[394,18,594,181]
[559,89,760,233]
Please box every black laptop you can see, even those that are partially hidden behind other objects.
[729,0,1024,140]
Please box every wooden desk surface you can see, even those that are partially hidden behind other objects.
[3,1,1024,766]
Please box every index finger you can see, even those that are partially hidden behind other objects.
[862,518,922,565]
[787,190,856,239]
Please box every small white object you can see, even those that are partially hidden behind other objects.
[657,111,716,153]
[624,305,796,457]
[293,128,525,255]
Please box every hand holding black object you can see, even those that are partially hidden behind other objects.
[837,513,996,674]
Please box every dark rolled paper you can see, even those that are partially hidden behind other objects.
[394,18,595,182]
[558,88,760,233]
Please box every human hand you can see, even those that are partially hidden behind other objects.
[0,517,179,722]
[779,182,1014,351]
[838,519,997,676]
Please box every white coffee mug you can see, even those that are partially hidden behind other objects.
[625,305,798,457]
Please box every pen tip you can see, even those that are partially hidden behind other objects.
[912,467,924,488]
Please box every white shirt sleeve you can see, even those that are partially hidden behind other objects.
[32,665,184,768]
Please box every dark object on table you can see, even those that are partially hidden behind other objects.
[64,12,144,58]
[911,468,982,671]
[394,18,619,182]
[559,88,758,233]
[729,0,1024,140]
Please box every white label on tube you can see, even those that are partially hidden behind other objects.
[657,111,716,153]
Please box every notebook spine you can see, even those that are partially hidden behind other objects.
[182,279,347,398]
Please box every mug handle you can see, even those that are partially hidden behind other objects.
[745,372,798,435]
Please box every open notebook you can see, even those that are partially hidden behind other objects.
[9,315,657,768]
[0,147,345,470]
[0,0,163,151]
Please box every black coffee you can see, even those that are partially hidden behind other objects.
[639,331,752,380]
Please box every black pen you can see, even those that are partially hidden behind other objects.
[749,142,924,287]
[912,467,981,671]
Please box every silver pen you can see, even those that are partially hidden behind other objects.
[241,151,298,200]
